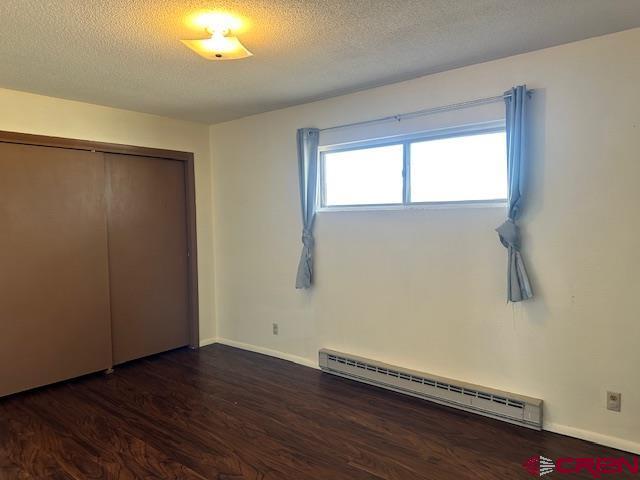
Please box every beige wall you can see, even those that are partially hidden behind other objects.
[210,28,640,452]
[0,88,216,340]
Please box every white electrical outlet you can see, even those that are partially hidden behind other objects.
[272,323,279,335]
[607,391,621,412]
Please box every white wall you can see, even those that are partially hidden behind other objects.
[0,88,216,340]
[209,28,640,452]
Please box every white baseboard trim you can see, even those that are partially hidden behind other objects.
[544,422,640,455]
[199,337,318,369]
[199,337,218,347]
[198,337,638,454]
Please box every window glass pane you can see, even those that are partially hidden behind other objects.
[410,131,507,202]
[323,144,403,206]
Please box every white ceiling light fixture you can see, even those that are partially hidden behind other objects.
[181,12,252,61]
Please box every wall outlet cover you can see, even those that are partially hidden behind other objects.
[607,391,621,412]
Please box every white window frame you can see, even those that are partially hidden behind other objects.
[317,120,508,212]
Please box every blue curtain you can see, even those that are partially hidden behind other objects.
[496,85,533,302]
[295,128,320,289]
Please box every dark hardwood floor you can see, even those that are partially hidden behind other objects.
[0,344,634,479]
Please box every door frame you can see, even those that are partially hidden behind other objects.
[0,130,200,349]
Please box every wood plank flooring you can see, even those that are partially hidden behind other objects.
[0,344,634,479]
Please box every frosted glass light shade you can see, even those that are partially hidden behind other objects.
[181,35,252,60]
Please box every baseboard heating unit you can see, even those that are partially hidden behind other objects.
[319,349,542,430]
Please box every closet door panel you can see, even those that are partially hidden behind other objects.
[0,143,112,397]
[106,154,189,365]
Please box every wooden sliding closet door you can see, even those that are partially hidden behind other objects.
[0,143,112,397]
[106,154,190,365]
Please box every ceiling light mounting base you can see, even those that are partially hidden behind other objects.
[205,27,230,38]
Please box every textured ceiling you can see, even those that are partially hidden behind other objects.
[1,1,640,124]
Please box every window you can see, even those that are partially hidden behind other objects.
[319,125,507,208]
[323,144,403,206]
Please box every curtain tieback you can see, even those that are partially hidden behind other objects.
[495,219,521,250]
[302,230,315,248]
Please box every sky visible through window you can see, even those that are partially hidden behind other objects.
[324,144,403,206]
[410,131,507,202]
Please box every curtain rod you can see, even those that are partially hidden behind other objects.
[319,91,527,134]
